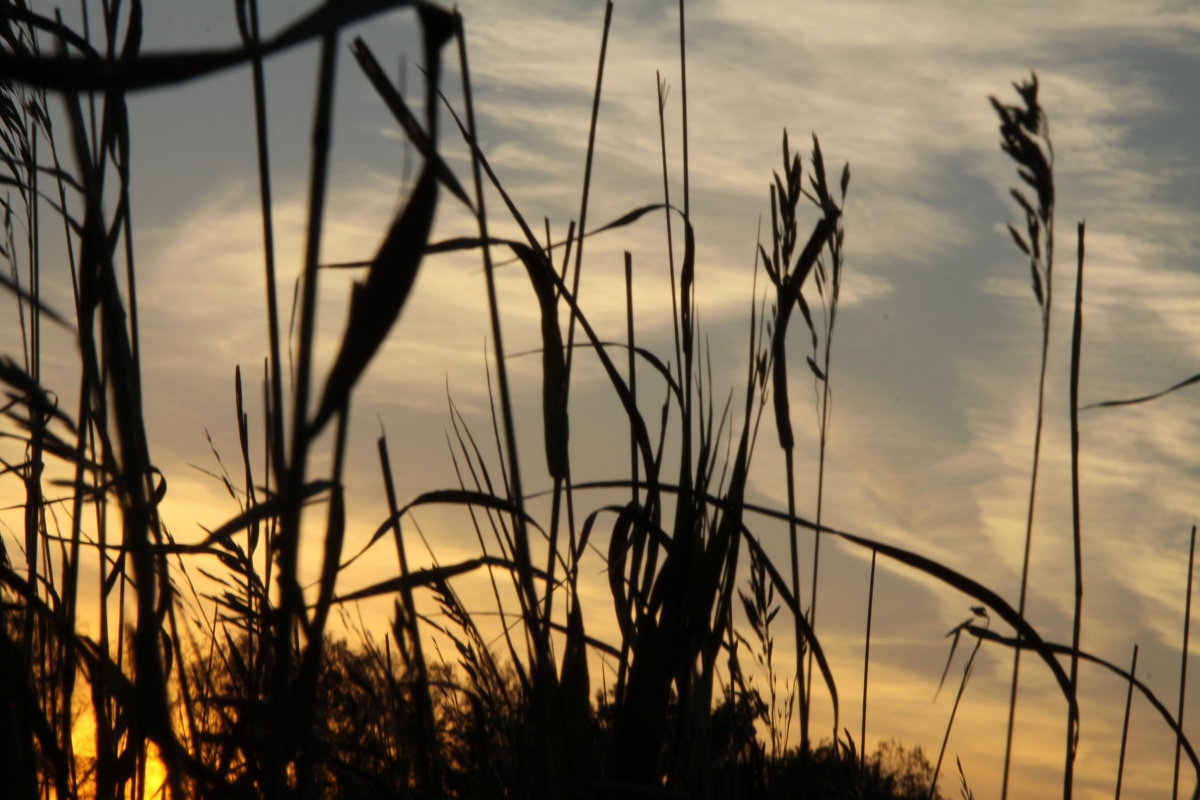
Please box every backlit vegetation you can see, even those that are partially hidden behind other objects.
[1,2,1196,798]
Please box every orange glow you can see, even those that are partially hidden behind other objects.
[52,701,169,800]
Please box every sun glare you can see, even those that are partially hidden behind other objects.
[58,703,169,800]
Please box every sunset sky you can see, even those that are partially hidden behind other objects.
[3,1,1199,797]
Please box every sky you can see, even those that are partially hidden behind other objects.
[2,1,1200,798]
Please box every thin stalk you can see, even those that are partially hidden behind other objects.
[21,91,92,770]
[548,0,612,628]
[261,360,275,614]
[656,72,682,390]
[650,68,681,687]
[163,594,199,786]
[678,0,690,222]
[932,638,982,800]
[861,550,877,767]
[81,0,100,169]
[1064,221,1085,799]
[114,95,142,399]
[445,401,527,688]
[766,156,810,758]
[296,406,350,799]
[999,91,1056,800]
[668,5,697,622]
[805,378,828,709]
[245,0,287,480]
[1175,525,1196,800]
[66,8,188,783]
[561,221,577,286]
[379,433,438,791]
[786,451,808,754]
[15,63,46,730]
[805,231,841,735]
[544,481,565,621]
[1115,644,1138,800]
[234,367,260,657]
[678,0,694,432]
[49,92,94,789]
[561,0,613,369]
[626,251,638,507]
[13,66,53,799]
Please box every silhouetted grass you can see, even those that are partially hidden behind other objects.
[992,72,1057,800]
[0,2,1197,800]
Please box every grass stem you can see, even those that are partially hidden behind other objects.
[1175,525,1197,800]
